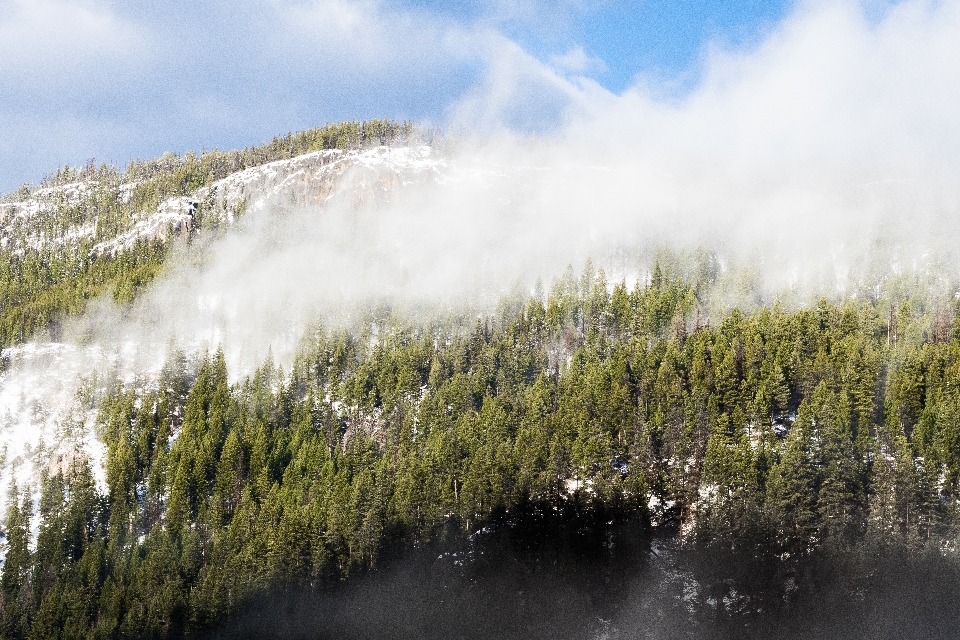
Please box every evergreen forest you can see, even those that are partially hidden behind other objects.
[3,122,960,638]
[3,259,960,638]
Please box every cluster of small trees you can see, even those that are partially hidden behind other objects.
[0,239,167,346]
[2,263,959,637]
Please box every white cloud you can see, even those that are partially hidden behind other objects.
[273,0,478,82]
[522,0,960,293]
[447,35,605,134]
[0,0,490,188]
[0,0,147,86]
[550,45,607,75]
[96,0,960,337]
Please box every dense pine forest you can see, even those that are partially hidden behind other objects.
[3,255,960,637]
[3,121,960,638]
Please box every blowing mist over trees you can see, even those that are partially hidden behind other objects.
[4,208,960,636]
[4,6,960,637]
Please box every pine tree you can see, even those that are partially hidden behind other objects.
[765,401,820,560]
[1,482,32,638]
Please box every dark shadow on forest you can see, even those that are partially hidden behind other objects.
[203,510,960,640]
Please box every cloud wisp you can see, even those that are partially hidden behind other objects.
[0,0,484,191]
[6,1,960,368]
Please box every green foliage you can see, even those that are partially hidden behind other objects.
[4,264,960,636]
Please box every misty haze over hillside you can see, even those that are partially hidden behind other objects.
[3,1,960,639]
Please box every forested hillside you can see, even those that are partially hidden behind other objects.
[0,120,413,349]
[3,260,960,638]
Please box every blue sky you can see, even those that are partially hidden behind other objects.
[504,0,789,93]
[0,0,793,191]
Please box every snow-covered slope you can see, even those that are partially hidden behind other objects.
[0,145,446,517]
[0,181,99,254]
[0,146,442,258]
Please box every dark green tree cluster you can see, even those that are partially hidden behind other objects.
[4,264,960,637]
[0,239,167,346]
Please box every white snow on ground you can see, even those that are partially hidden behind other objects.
[0,146,443,258]
[91,197,199,257]
[0,181,101,256]
[0,146,448,531]
[0,342,141,495]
